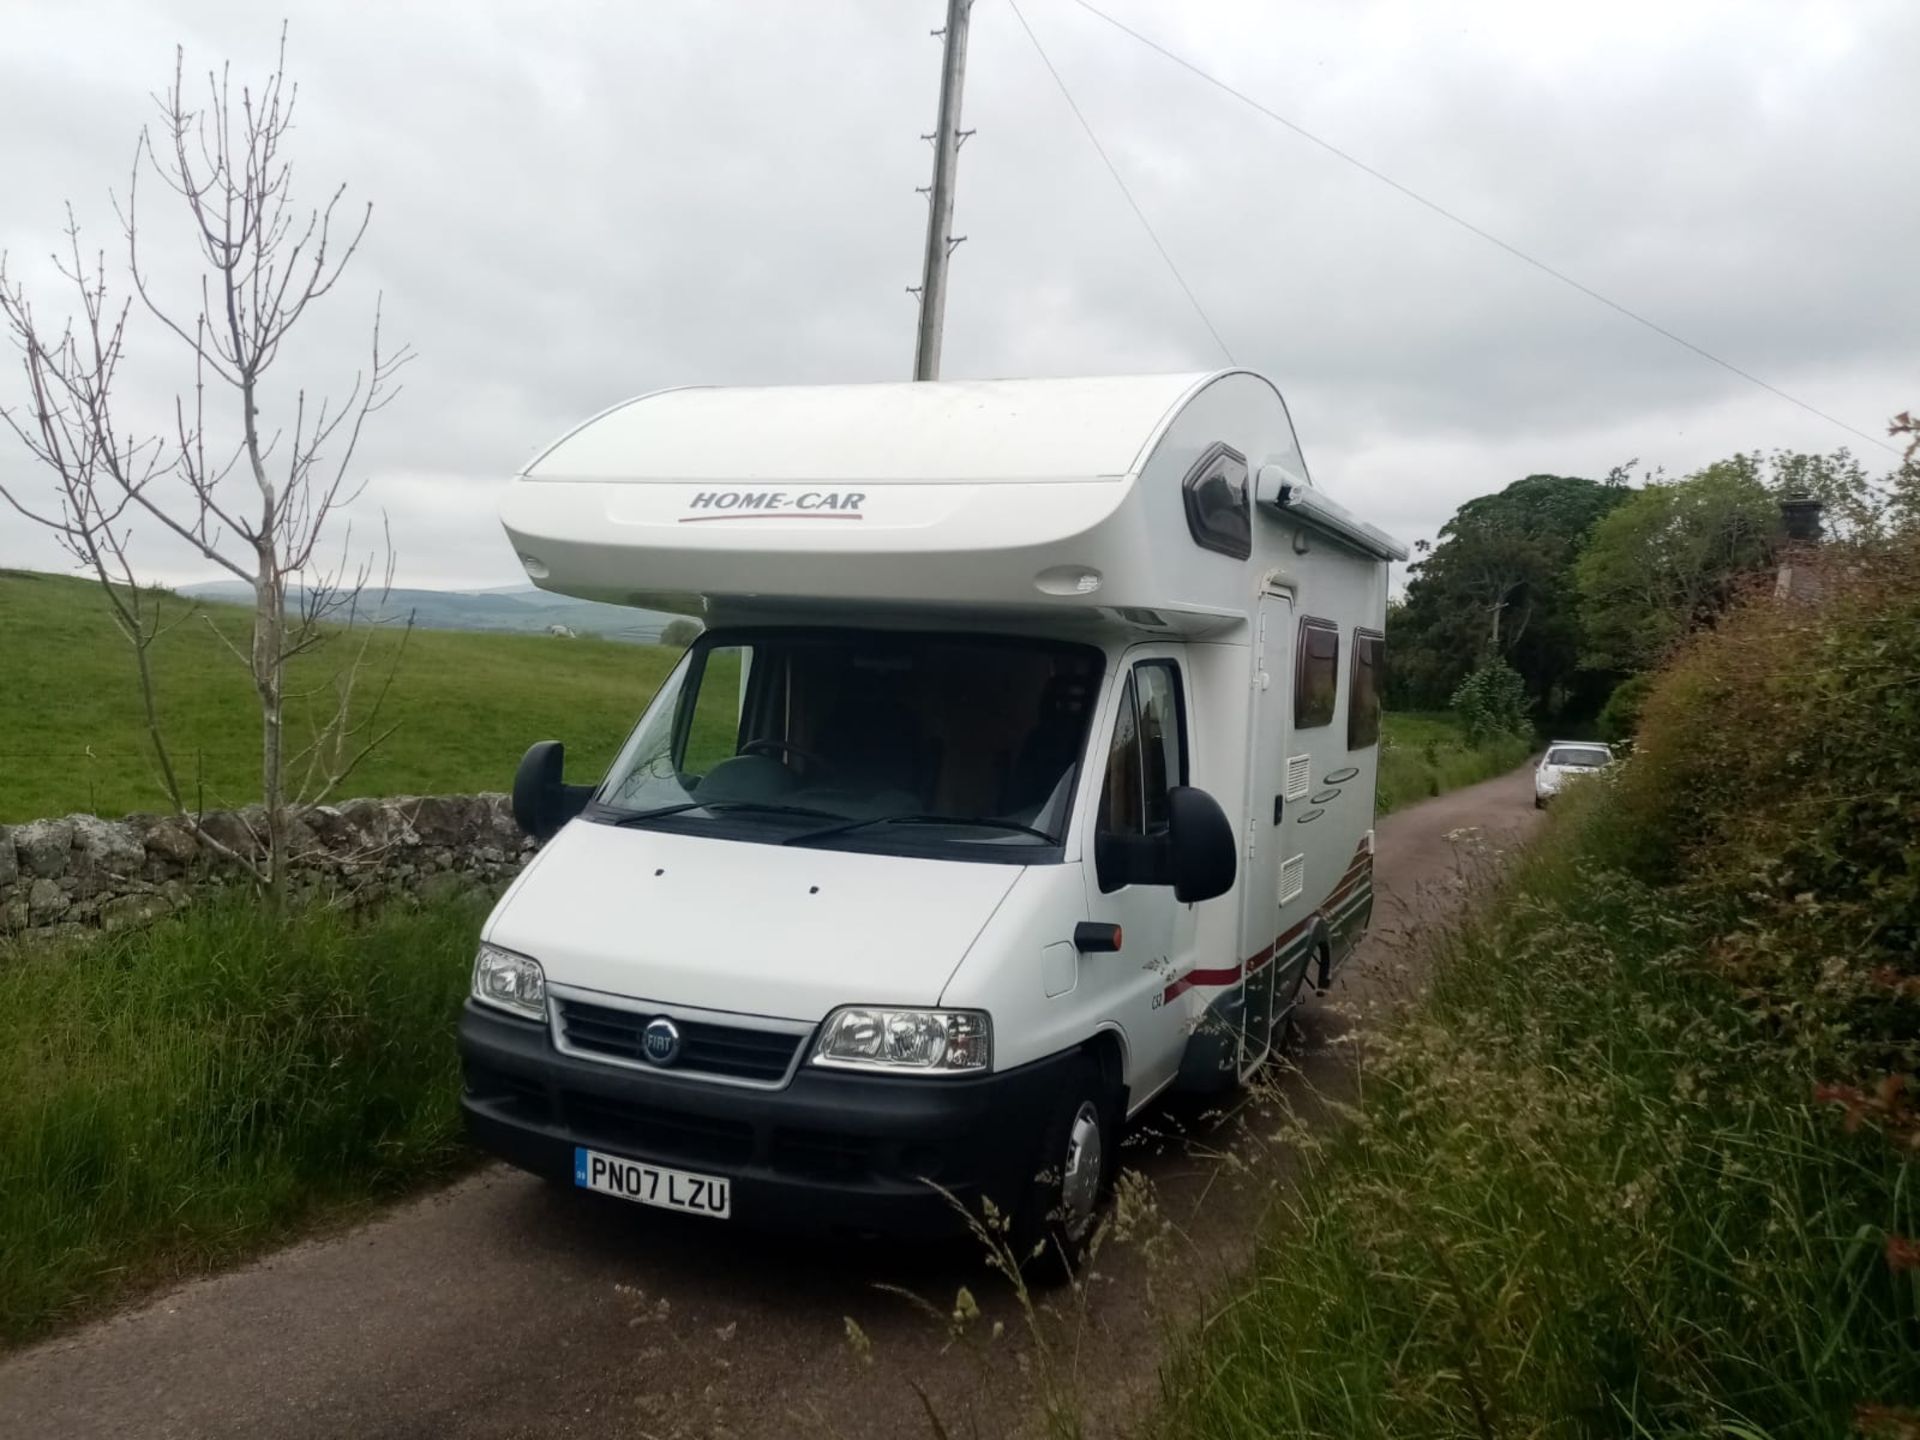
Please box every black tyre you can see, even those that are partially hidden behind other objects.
[1011,1054,1117,1281]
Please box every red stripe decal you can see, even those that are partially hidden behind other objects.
[1161,964,1244,1004]
[1157,840,1376,1006]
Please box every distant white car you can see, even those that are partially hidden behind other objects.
[1534,741,1614,808]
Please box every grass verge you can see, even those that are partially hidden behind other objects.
[0,892,486,1345]
[1376,711,1530,814]
[1155,813,1919,1435]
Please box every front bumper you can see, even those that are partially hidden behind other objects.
[458,1000,1069,1238]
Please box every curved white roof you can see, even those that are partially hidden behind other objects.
[498,369,1393,635]
[523,373,1215,484]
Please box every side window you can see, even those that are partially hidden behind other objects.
[1096,661,1190,892]
[1134,662,1186,830]
[1180,443,1252,561]
[1097,676,1144,835]
[1348,630,1383,749]
[1295,619,1339,730]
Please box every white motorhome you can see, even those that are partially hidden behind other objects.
[460,371,1405,1258]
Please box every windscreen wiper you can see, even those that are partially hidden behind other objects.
[605,800,844,828]
[783,813,1055,846]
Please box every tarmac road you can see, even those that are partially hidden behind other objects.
[0,764,1542,1440]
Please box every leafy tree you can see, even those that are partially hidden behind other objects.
[1888,411,1920,536]
[1595,672,1655,742]
[1390,474,1629,713]
[1574,457,1780,674]
[1450,659,1531,744]
[1767,447,1878,538]
[658,617,702,648]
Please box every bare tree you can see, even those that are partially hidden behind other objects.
[0,28,412,905]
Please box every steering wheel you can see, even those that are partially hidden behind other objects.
[739,738,838,776]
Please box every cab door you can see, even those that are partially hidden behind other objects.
[1079,652,1197,1106]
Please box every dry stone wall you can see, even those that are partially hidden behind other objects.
[0,794,536,945]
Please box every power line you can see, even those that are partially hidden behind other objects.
[1008,0,1236,366]
[1064,0,1898,457]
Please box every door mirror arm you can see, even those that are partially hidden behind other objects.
[1093,786,1238,902]
[512,740,595,840]
[1167,785,1238,904]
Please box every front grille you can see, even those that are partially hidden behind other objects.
[771,1125,873,1180]
[557,998,803,1083]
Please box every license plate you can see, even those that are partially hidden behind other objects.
[573,1147,731,1219]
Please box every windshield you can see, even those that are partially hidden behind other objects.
[1546,746,1610,768]
[595,630,1105,855]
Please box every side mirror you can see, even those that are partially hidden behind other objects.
[1167,785,1237,904]
[512,741,595,840]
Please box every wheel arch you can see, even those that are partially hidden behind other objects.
[1080,1024,1130,1115]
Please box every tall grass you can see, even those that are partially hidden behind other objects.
[1376,711,1530,814]
[1154,815,1920,1436]
[1155,537,1920,1436]
[0,894,485,1343]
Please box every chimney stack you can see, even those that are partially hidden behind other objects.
[1774,496,1824,602]
[1780,496,1823,544]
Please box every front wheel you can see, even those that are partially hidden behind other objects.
[1011,1055,1116,1281]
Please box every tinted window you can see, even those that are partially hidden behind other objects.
[1134,662,1185,830]
[1295,619,1339,729]
[1348,630,1383,749]
[1098,676,1144,835]
[1180,443,1252,560]
[1099,662,1188,837]
[1546,747,1609,768]
[1096,662,1190,894]
[597,631,1103,854]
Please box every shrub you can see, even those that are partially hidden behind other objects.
[1449,658,1531,745]
[1594,673,1653,742]
[658,617,703,648]
[1156,531,1920,1437]
[1621,542,1920,988]
[1155,841,1920,1437]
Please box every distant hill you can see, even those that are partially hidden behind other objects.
[175,581,680,644]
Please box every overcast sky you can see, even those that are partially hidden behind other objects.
[2,0,1913,589]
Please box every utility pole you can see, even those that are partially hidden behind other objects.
[911,0,973,381]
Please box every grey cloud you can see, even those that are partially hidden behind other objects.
[2,0,1912,589]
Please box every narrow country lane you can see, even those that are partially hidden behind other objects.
[0,765,1543,1440]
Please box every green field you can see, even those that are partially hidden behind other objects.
[1375,710,1531,813]
[1,569,1513,823]
[0,570,677,822]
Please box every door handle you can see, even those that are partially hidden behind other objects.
[1273,794,1284,825]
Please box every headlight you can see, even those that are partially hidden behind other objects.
[473,943,546,1021]
[811,1007,991,1074]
